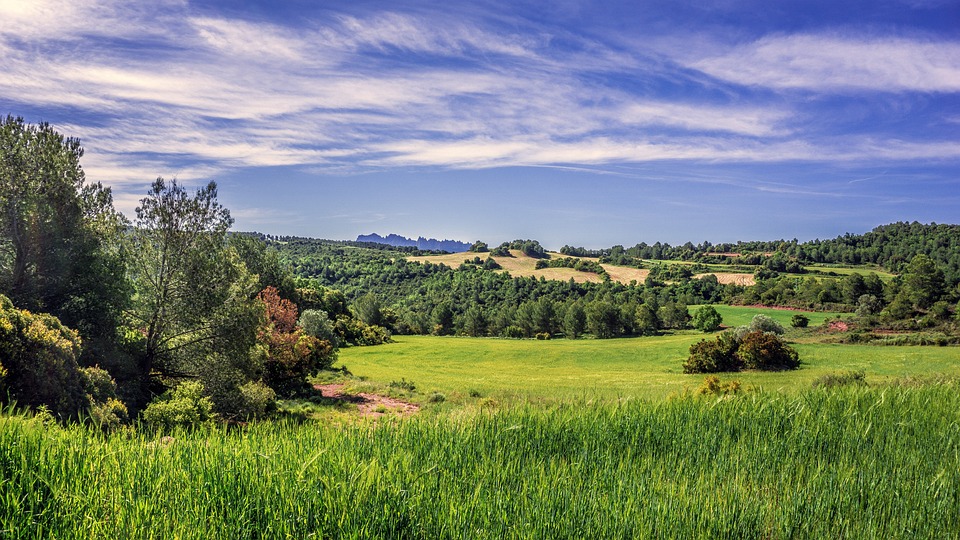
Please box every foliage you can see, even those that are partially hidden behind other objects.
[257,286,335,396]
[737,331,800,371]
[684,332,741,374]
[812,370,866,389]
[298,309,340,348]
[696,375,742,396]
[140,380,215,429]
[126,178,261,396]
[0,294,89,418]
[746,314,785,335]
[790,313,809,328]
[692,305,723,332]
[0,116,130,368]
[684,329,799,373]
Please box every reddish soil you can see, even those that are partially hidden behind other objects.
[827,320,849,332]
[313,384,419,418]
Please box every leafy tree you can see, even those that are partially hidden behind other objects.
[256,286,334,396]
[658,301,689,330]
[746,314,785,335]
[587,301,621,338]
[692,305,723,332]
[900,254,946,310]
[229,234,297,301]
[299,309,340,349]
[126,178,261,397]
[351,293,384,327]
[432,302,454,335]
[469,241,489,253]
[790,314,809,328]
[634,304,659,336]
[462,306,487,337]
[563,301,586,339]
[0,116,129,367]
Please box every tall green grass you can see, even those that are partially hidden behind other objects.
[2,382,959,538]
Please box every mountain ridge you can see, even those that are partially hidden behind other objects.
[356,233,472,253]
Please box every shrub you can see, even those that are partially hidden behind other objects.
[235,380,276,420]
[697,376,742,396]
[88,398,129,431]
[535,332,551,340]
[141,381,216,429]
[747,314,785,335]
[0,295,88,418]
[502,325,525,339]
[791,314,810,328]
[427,392,446,403]
[683,332,740,373]
[737,331,800,371]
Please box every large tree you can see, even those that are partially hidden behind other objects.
[126,178,261,393]
[0,116,129,365]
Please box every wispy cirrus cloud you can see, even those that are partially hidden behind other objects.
[1,0,958,225]
[690,34,960,93]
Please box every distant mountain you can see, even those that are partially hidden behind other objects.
[356,233,471,253]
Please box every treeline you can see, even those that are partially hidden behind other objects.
[560,222,960,286]
[275,235,959,339]
[0,118,386,425]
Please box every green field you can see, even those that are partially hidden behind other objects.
[338,333,960,403]
[5,304,960,538]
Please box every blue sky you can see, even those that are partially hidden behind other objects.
[1,0,958,249]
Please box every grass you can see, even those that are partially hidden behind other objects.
[337,329,960,405]
[3,383,959,538]
[704,305,845,328]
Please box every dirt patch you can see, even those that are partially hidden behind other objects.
[827,320,849,332]
[313,384,420,418]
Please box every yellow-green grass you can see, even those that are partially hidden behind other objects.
[338,333,960,405]
[703,304,846,327]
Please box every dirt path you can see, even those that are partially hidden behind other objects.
[313,384,420,418]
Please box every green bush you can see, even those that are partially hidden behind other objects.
[237,380,277,420]
[791,314,810,328]
[737,331,800,371]
[502,325,525,339]
[683,332,740,373]
[141,381,216,429]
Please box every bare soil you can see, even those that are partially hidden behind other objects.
[313,384,420,418]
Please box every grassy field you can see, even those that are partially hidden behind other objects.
[3,383,959,538]
[337,333,960,404]
[5,306,959,537]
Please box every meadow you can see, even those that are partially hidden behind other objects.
[4,305,959,538]
[2,382,958,538]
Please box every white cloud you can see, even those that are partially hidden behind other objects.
[691,34,960,93]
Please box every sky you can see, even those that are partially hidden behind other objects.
[1,0,958,249]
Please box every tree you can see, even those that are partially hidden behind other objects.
[257,286,334,396]
[790,314,809,328]
[351,293,384,327]
[563,301,586,339]
[634,304,659,336]
[692,305,723,332]
[462,306,487,337]
[900,254,946,310]
[126,178,261,396]
[737,331,800,371]
[0,116,129,367]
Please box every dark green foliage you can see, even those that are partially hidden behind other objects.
[790,314,809,328]
[229,234,297,301]
[496,239,547,258]
[684,330,799,373]
[0,116,130,370]
[562,301,586,339]
[737,331,800,370]
[469,241,488,252]
[692,305,723,332]
[683,332,741,374]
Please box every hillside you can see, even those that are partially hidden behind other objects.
[407,250,755,287]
